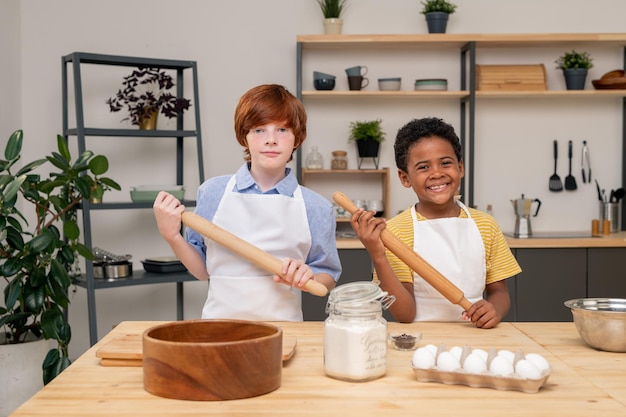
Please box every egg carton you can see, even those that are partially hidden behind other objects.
[411,344,551,394]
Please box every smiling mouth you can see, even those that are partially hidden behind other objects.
[428,183,449,191]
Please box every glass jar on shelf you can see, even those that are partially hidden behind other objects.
[331,150,348,170]
[305,146,324,169]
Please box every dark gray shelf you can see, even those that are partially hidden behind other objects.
[74,270,196,289]
[62,51,205,346]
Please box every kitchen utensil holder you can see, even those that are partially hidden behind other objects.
[599,201,622,233]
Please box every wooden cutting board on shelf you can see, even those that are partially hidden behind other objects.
[96,333,297,367]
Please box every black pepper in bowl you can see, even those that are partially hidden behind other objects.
[394,333,417,350]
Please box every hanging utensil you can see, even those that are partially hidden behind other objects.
[549,140,563,192]
[581,140,591,183]
[565,140,577,191]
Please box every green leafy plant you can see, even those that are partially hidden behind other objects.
[316,0,347,18]
[555,50,594,70]
[420,0,457,14]
[0,130,120,384]
[348,119,385,143]
[106,67,192,126]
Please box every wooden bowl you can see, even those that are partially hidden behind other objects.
[143,319,283,400]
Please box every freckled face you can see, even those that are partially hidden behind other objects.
[246,122,295,170]
[398,136,464,212]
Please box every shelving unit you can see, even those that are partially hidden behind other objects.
[295,33,626,220]
[301,168,390,221]
[62,52,205,345]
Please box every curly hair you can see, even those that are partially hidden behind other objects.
[234,84,307,161]
[394,117,462,172]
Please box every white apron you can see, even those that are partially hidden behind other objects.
[412,200,485,321]
[202,175,312,321]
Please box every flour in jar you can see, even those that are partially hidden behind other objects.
[324,317,387,381]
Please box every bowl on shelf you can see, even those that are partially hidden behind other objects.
[130,185,184,202]
[378,77,401,91]
[564,298,626,352]
[314,78,336,91]
[414,78,448,91]
[591,69,626,90]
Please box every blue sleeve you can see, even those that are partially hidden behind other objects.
[301,187,342,282]
[185,175,231,262]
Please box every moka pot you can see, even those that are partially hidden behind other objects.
[511,194,542,238]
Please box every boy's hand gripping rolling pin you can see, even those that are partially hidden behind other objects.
[181,212,329,297]
[333,192,472,311]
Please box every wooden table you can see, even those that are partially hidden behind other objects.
[10,321,626,416]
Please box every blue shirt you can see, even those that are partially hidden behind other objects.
[186,163,342,281]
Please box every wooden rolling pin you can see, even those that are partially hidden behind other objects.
[181,212,328,297]
[333,192,472,311]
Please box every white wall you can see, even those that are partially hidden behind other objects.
[2,0,626,359]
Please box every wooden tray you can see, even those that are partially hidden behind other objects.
[96,333,297,367]
[476,64,547,91]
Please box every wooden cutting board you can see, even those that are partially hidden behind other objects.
[96,333,297,367]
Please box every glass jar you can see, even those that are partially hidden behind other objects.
[331,150,348,170]
[324,282,395,382]
[305,146,324,169]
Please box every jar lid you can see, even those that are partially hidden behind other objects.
[326,281,395,312]
[332,150,347,156]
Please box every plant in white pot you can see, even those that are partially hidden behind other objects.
[0,130,120,399]
[555,50,594,90]
[420,0,457,34]
[348,119,385,169]
[316,0,347,35]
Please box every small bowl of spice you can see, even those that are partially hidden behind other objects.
[388,332,422,351]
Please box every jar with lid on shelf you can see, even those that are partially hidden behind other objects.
[324,281,395,382]
[331,150,348,170]
[305,145,324,169]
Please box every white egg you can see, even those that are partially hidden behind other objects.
[497,349,515,363]
[525,353,550,373]
[471,348,488,362]
[489,355,514,376]
[463,352,487,374]
[449,345,463,361]
[515,359,542,380]
[436,351,461,372]
[423,343,438,356]
[412,347,436,369]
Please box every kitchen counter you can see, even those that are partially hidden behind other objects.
[338,231,626,249]
[10,321,626,416]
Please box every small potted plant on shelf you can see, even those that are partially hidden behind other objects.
[316,0,347,35]
[106,67,192,129]
[0,130,120,389]
[555,50,594,90]
[420,0,457,33]
[348,119,385,160]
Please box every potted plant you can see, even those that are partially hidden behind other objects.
[316,0,347,35]
[555,50,594,90]
[348,119,385,168]
[420,0,457,34]
[1,130,120,387]
[106,67,192,129]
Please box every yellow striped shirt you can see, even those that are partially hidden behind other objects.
[375,206,522,284]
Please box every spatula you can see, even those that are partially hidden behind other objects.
[549,140,563,192]
[565,140,577,191]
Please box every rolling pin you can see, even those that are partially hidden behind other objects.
[181,212,329,297]
[333,192,472,311]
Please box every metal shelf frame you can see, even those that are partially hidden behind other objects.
[62,52,205,346]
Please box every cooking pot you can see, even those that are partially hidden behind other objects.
[93,261,132,279]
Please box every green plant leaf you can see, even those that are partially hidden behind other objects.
[16,158,48,177]
[43,349,71,385]
[2,175,26,204]
[88,155,109,175]
[4,130,23,160]
[29,228,55,253]
[74,175,92,197]
[100,177,122,191]
[56,135,71,161]
[73,151,94,169]
[23,282,46,312]
[4,278,23,310]
[63,219,80,240]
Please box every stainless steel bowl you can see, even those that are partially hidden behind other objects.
[564,298,626,352]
